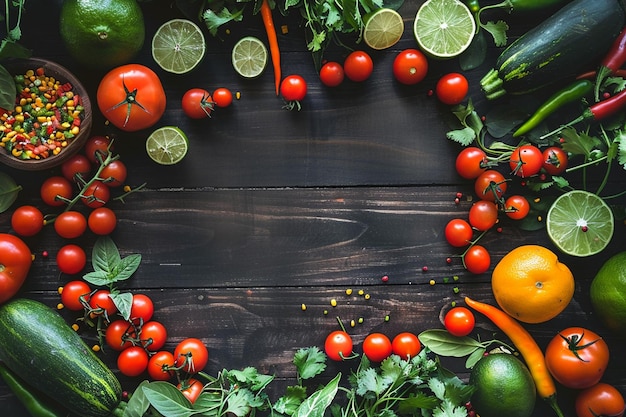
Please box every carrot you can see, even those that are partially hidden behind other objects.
[260,0,281,96]
[464,297,564,417]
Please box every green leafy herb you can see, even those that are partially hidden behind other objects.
[0,171,21,213]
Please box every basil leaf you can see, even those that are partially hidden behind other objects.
[465,347,486,369]
[123,380,151,417]
[91,236,122,274]
[418,330,481,357]
[295,373,340,417]
[0,65,17,112]
[111,253,142,282]
[0,172,21,213]
[82,270,112,287]
[459,30,487,71]
[110,292,133,321]
[142,381,200,417]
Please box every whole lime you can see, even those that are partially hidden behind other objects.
[590,251,626,334]
[59,0,145,69]
[470,353,536,417]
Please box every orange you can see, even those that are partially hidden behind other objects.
[491,245,575,324]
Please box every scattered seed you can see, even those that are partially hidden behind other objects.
[381,275,389,282]
[301,303,307,311]
[323,310,328,315]
[453,287,460,294]
[358,289,364,296]
[345,288,353,295]
[350,319,356,327]
[384,315,390,322]
[56,303,63,310]
[330,299,337,307]
[358,317,364,324]
[364,293,370,300]
[92,344,101,352]
[429,279,436,286]
[71,323,79,331]
[422,266,428,272]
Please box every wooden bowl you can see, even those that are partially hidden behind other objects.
[0,58,92,171]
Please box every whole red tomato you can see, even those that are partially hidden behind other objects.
[436,73,468,105]
[504,195,530,220]
[81,181,110,208]
[61,154,92,182]
[344,51,374,82]
[474,170,507,201]
[11,205,44,237]
[319,61,344,87]
[542,146,568,176]
[0,234,32,304]
[87,207,117,236]
[54,211,87,239]
[174,338,209,374]
[100,160,127,187]
[97,64,166,132]
[391,332,421,359]
[393,49,428,85]
[141,320,167,351]
[40,176,73,207]
[178,378,203,404]
[56,244,87,275]
[468,200,498,231]
[509,144,543,178]
[280,75,307,110]
[182,88,214,119]
[60,280,91,311]
[362,333,392,362]
[148,351,175,381]
[212,88,233,108]
[84,136,112,164]
[117,346,149,377]
[444,307,475,337]
[444,218,473,248]
[575,383,625,417]
[463,245,490,274]
[455,147,487,179]
[325,330,354,361]
[545,327,609,389]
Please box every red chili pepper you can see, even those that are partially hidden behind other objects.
[577,69,626,79]
[594,28,626,100]
[587,87,626,120]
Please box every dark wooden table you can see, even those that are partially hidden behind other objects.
[1,0,625,416]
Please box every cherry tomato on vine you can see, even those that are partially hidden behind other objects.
[61,154,92,182]
[129,293,154,324]
[474,170,507,201]
[89,289,118,317]
[542,146,568,176]
[84,136,112,164]
[100,160,127,187]
[97,64,166,132]
[391,332,421,359]
[54,211,87,239]
[436,73,468,105]
[468,200,499,231]
[212,87,233,108]
[319,61,344,87]
[60,280,91,311]
[444,218,473,247]
[117,346,149,377]
[504,195,530,220]
[509,144,543,178]
[182,88,214,119]
[0,233,33,304]
[105,319,134,351]
[56,244,87,275]
[392,49,428,85]
[325,330,354,361]
[141,321,167,351]
[11,205,44,237]
[344,50,373,82]
[148,351,175,381]
[545,327,609,390]
[178,378,203,404]
[455,147,487,179]
[280,75,307,110]
[444,307,475,337]
[88,207,117,236]
[81,181,110,208]
[40,176,73,207]
[174,338,209,374]
[464,245,490,274]
[363,333,392,362]
[575,383,625,417]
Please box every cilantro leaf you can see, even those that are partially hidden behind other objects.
[619,132,626,169]
[202,7,245,36]
[294,347,327,380]
[481,20,509,47]
[560,128,602,158]
[225,389,255,417]
[273,385,307,415]
[446,127,476,146]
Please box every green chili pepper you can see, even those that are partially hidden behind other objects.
[0,362,69,417]
[465,0,480,13]
[513,79,593,137]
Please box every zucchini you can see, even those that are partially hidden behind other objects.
[0,298,122,417]
[480,0,625,100]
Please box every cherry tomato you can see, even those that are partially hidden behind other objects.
[344,50,373,82]
[61,154,92,182]
[468,200,498,231]
[212,87,233,108]
[178,378,203,404]
[81,181,110,208]
[174,338,209,374]
[542,146,568,176]
[435,73,468,105]
[391,332,421,359]
[0,233,32,304]
[56,244,87,275]
[474,170,507,201]
[392,49,428,85]
[97,64,166,132]
[463,245,490,274]
[575,383,625,417]
[40,176,73,207]
[504,195,530,220]
[117,346,149,377]
[88,207,117,236]
[140,321,167,351]
[362,333,392,362]
[325,330,353,361]
[280,75,307,110]
[148,351,175,381]
[444,307,475,337]
[129,293,154,324]
[545,327,609,389]
[105,319,134,351]
[89,289,118,317]
[84,136,112,164]
[100,160,127,187]
[444,218,473,247]
[455,147,487,179]
[54,211,87,239]
[60,280,91,311]
[11,205,44,237]
[319,61,344,87]
[182,88,214,119]
[509,145,543,178]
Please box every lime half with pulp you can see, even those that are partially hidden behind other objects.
[146,126,189,165]
[152,19,206,74]
[546,190,614,257]
[363,8,405,50]
[232,36,268,78]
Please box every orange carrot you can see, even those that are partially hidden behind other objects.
[260,0,281,96]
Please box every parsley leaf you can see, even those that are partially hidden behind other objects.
[481,20,509,47]
[294,347,327,380]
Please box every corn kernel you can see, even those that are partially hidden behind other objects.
[330,299,337,307]
[345,288,352,295]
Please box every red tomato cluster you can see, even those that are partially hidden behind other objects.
[325,329,421,363]
[181,87,233,119]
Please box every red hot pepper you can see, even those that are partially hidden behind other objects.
[595,27,626,100]
[587,87,626,120]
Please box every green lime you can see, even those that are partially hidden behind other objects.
[546,190,614,257]
[363,8,405,50]
[413,0,476,59]
[59,0,145,69]
[232,36,268,78]
[590,251,626,334]
[470,353,536,417]
[146,126,189,165]
[152,19,206,74]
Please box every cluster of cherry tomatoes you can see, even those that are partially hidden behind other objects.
[444,143,568,274]
[181,87,233,119]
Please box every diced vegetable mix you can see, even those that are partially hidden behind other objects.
[0,67,84,160]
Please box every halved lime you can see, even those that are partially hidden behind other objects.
[363,8,405,50]
[546,190,614,257]
[232,36,268,78]
[413,0,476,59]
[152,19,206,74]
[146,126,189,165]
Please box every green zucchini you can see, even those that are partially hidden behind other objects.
[0,298,122,417]
[480,0,625,100]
